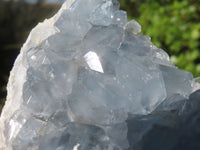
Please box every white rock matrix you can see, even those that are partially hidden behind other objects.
[0,0,200,150]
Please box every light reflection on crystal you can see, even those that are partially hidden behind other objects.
[84,51,104,73]
[73,143,80,150]
[8,120,22,141]
[0,0,199,149]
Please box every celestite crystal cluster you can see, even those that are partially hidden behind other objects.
[0,0,200,149]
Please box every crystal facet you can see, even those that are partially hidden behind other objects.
[0,0,199,150]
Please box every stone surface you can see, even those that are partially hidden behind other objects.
[0,0,200,149]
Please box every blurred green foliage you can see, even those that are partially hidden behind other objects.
[119,0,200,77]
[0,0,200,112]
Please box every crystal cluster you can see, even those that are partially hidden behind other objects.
[0,0,200,149]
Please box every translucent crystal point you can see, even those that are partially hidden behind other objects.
[0,0,199,149]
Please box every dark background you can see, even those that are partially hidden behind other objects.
[0,0,200,112]
[0,1,61,112]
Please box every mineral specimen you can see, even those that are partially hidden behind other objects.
[0,0,200,149]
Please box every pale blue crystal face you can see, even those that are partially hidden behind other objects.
[0,0,198,150]
[90,0,113,26]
